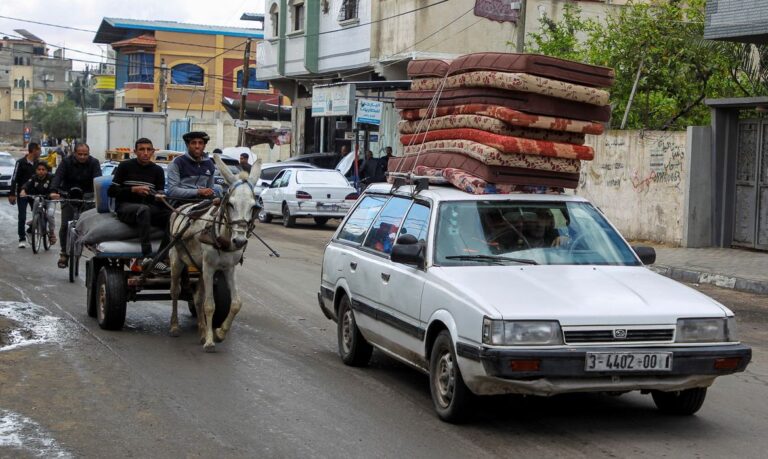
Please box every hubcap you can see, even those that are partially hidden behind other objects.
[435,350,455,408]
[341,307,353,354]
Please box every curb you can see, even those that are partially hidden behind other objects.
[650,265,768,295]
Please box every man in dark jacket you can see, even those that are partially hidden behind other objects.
[108,138,170,260]
[165,131,218,205]
[8,142,40,248]
[50,143,101,268]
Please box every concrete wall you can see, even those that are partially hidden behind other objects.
[578,130,689,245]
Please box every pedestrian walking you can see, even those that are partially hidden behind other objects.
[8,142,41,248]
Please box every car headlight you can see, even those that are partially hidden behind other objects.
[676,317,737,343]
[482,318,562,345]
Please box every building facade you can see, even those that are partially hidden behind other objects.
[93,18,284,122]
[0,30,73,123]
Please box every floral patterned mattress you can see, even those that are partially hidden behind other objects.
[400,104,604,135]
[388,152,579,188]
[398,114,585,144]
[395,88,611,122]
[400,128,594,161]
[411,71,610,106]
[402,139,582,173]
[409,166,565,195]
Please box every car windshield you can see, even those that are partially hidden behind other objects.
[434,200,640,266]
[296,170,348,185]
[0,157,14,167]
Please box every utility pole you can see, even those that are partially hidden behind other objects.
[80,70,88,141]
[237,38,252,147]
[21,76,27,147]
[158,58,168,113]
[515,0,527,53]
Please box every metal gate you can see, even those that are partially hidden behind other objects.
[733,120,768,250]
[169,118,190,152]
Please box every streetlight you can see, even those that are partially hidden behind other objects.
[20,76,27,147]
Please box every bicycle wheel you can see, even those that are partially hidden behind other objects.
[68,244,77,282]
[42,214,50,251]
[31,214,41,254]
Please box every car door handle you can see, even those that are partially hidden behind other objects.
[349,261,357,270]
[381,273,390,282]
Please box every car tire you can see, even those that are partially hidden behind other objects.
[337,294,372,366]
[258,209,272,223]
[651,388,707,415]
[282,204,296,228]
[314,217,329,226]
[96,267,127,331]
[430,330,472,423]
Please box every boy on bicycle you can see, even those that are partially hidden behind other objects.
[20,162,57,244]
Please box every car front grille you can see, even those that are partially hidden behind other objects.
[564,328,674,344]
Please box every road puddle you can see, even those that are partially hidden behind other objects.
[0,409,71,458]
[0,301,66,352]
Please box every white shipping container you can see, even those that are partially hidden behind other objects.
[86,111,168,162]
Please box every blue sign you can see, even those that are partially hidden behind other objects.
[355,99,383,126]
[23,132,31,141]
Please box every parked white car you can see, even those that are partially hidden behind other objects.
[252,162,317,197]
[318,183,751,422]
[259,168,358,227]
[0,152,15,195]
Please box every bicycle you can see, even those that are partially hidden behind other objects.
[59,187,95,283]
[26,195,56,254]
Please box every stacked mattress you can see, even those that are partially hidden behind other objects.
[390,53,614,194]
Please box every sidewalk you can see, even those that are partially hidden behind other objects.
[649,246,768,295]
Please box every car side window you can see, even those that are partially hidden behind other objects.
[338,195,388,244]
[269,171,284,188]
[363,197,412,254]
[279,170,292,187]
[398,202,430,244]
[261,167,282,182]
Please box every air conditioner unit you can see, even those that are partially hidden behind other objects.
[336,121,348,130]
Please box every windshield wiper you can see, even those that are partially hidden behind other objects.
[444,255,538,265]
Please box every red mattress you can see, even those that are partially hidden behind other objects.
[410,166,564,195]
[400,128,594,161]
[443,53,614,88]
[395,88,611,122]
[407,59,452,78]
[388,152,579,188]
[400,104,604,135]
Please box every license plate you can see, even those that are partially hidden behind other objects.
[317,203,339,211]
[585,352,672,372]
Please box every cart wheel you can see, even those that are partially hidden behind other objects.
[68,250,77,282]
[96,266,127,330]
[212,271,231,329]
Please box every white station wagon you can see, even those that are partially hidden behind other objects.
[318,181,752,422]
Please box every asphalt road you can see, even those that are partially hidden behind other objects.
[0,201,766,458]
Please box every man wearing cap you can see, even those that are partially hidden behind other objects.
[166,131,219,205]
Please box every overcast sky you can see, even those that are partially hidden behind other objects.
[0,0,266,70]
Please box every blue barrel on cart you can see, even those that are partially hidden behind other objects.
[93,175,114,213]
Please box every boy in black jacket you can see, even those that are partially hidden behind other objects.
[20,162,57,244]
[107,138,171,261]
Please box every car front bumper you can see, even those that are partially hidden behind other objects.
[456,343,751,396]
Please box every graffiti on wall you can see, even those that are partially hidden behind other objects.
[630,136,685,193]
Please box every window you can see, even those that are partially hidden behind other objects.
[338,195,388,244]
[128,52,154,83]
[398,202,430,244]
[338,0,358,21]
[236,68,270,90]
[171,63,204,86]
[13,79,28,88]
[364,197,412,254]
[46,93,53,103]
[270,3,280,37]
[13,79,17,88]
[13,100,24,110]
[292,1,305,31]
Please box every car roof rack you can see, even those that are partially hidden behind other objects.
[387,171,441,196]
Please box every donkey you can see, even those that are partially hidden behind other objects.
[168,155,262,351]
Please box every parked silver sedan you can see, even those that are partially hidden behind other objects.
[258,168,358,227]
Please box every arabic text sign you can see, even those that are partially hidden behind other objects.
[312,84,355,117]
[355,99,383,126]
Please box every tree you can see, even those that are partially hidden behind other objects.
[27,99,81,139]
[526,0,768,130]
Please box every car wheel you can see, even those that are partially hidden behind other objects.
[282,204,296,228]
[258,208,272,223]
[430,330,472,423]
[314,217,329,226]
[337,294,372,366]
[651,388,707,415]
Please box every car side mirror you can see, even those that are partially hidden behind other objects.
[632,246,656,265]
[391,234,424,268]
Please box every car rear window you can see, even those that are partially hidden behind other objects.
[296,170,348,186]
[338,195,388,244]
